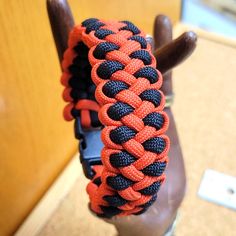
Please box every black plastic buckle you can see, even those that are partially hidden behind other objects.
[74,118,103,179]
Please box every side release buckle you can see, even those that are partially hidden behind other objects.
[74,118,103,179]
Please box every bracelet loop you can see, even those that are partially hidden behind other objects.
[61,18,170,218]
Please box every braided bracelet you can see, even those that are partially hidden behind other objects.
[61,18,170,218]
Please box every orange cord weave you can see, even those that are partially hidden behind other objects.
[61,18,170,217]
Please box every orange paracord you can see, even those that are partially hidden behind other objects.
[61,18,170,218]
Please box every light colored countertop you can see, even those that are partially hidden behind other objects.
[37,25,236,236]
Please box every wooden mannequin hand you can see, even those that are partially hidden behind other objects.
[47,1,197,235]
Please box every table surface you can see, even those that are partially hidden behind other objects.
[38,25,236,236]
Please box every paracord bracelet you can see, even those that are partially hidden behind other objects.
[61,18,170,218]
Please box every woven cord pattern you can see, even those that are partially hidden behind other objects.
[61,18,170,218]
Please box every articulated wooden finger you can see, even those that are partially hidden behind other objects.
[153,14,173,94]
[154,31,197,74]
[47,0,74,63]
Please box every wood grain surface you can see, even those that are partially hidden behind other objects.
[0,1,181,235]
[0,1,77,235]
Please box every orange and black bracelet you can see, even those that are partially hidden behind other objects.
[61,18,170,218]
